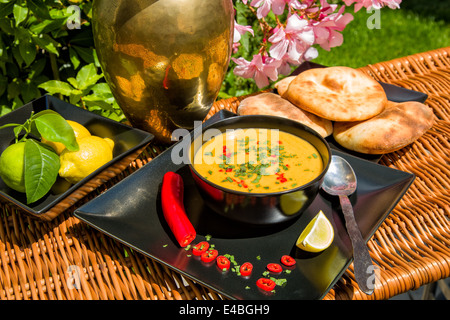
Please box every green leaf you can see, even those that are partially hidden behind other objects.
[31,34,59,55]
[76,63,103,90]
[0,1,14,18]
[7,78,20,99]
[66,77,78,88]
[19,38,36,66]
[13,4,28,26]
[0,73,7,96]
[38,80,74,96]
[69,47,80,69]
[72,45,95,64]
[27,0,51,19]
[31,109,59,119]
[24,139,60,204]
[28,57,46,79]
[28,17,66,34]
[84,98,113,111]
[34,113,79,151]
[21,81,40,103]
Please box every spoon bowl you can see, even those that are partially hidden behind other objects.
[322,155,374,295]
[322,155,357,197]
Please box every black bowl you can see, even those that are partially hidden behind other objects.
[188,115,331,225]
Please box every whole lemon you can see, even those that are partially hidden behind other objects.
[0,142,26,193]
[59,136,114,184]
[42,120,91,155]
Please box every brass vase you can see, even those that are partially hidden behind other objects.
[92,0,234,143]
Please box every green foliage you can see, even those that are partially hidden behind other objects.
[0,0,124,121]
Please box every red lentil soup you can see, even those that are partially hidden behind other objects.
[192,128,323,193]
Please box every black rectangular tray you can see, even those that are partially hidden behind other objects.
[74,111,415,299]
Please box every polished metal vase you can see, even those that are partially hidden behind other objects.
[92,0,234,143]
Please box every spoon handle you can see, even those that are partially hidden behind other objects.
[339,195,375,295]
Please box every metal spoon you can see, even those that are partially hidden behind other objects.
[322,155,375,295]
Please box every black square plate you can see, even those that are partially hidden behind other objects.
[74,115,414,300]
[0,95,154,217]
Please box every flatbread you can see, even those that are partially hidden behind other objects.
[333,101,435,154]
[283,66,387,121]
[274,76,295,96]
[237,92,333,137]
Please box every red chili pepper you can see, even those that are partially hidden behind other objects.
[281,255,296,267]
[267,263,282,273]
[192,241,209,256]
[201,249,218,263]
[239,262,253,277]
[256,278,276,292]
[161,172,196,247]
[275,172,288,183]
[216,255,231,271]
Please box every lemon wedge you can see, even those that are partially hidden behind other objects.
[296,210,334,252]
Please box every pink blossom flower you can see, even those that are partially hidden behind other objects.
[268,14,315,62]
[276,46,318,76]
[319,0,339,14]
[250,0,272,19]
[373,0,401,9]
[271,0,305,15]
[234,21,255,43]
[230,0,402,86]
[312,5,354,51]
[250,0,305,18]
[232,54,281,88]
[344,0,401,12]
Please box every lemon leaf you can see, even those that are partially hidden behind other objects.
[34,113,79,151]
[24,139,60,204]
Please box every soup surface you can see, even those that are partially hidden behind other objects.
[192,128,323,193]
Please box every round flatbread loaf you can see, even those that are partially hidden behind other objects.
[333,101,435,154]
[274,76,295,96]
[237,92,333,137]
[283,66,387,121]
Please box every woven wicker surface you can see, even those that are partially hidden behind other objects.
[0,47,448,300]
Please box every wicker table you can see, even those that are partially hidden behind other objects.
[0,47,449,300]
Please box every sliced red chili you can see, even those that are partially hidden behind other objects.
[201,249,218,263]
[256,278,276,292]
[192,241,209,256]
[239,262,253,277]
[281,255,296,267]
[161,172,196,247]
[216,255,231,271]
[267,263,282,273]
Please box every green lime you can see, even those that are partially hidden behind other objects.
[0,142,26,193]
